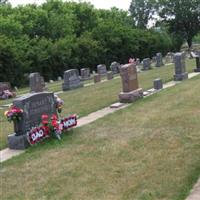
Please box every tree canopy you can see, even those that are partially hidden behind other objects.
[158,0,200,48]
[0,0,179,86]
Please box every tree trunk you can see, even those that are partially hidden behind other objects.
[187,37,193,49]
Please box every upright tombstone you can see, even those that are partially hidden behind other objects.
[97,64,107,76]
[173,52,188,81]
[8,92,56,149]
[119,63,143,103]
[194,56,200,72]
[29,72,45,93]
[165,52,172,63]
[80,68,91,81]
[110,61,120,74]
[94,74,101,83]
[142,58,151,70]
[107,71,114,80]
[62,69,83,91]
[155,53,164,67]
[57,76,62,81]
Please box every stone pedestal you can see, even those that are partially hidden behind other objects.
[94,74,101,83]
[194,68,200,72]
[119,88,143,103]
[8,133,29,150]
[174,72,188,81]
[154,79,163,90]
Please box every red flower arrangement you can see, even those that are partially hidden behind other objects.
[4,105,23,122]
[41,114,63,140]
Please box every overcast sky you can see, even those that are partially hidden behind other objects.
[9,0,132,10]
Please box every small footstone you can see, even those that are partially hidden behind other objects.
[110,102,125,108]
[153,79,163,90]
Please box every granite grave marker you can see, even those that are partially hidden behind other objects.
[155,53,164,67]
[110,61,120,74]
[80,68,91,80]
[29,72,45,93]
[97,64,107,76]
[119,63,143,103]
[62,69,83,91]
[173,52,188,81]
[142,58,151,70]
[8,92,56,149]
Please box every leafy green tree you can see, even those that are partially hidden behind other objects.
[0,0,8,4]
[158,0,200,48]
[129,0,157,29]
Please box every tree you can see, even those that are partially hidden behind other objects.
[129,0,157,29]
[0,0,8,4]
[158,0,200,48]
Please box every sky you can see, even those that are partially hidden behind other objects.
[9,0,132,10]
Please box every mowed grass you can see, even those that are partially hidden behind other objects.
[1,75,200,200]
[0,59,196,150]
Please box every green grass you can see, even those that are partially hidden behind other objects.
[1,75,200,200]
[0,59,196,150]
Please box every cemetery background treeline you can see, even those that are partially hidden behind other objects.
[0,0,178,86]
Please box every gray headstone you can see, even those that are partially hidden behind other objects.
[153,79,163,90]
[194,56,200,72]
[107,71,114,80]
[142,58,151,70]
[155,53,164,67]
[97,64,107,76]
[0,82,11,95]
[110,62,120,74]
[94,74,101,83]
[62,69,83,91]
[57,76,62,81]
[174,52,188,81]
[8,92,56,149]
[165,52,173,63]
[29,72,44,93]
[12,92,56,136]
[80,68,91,80]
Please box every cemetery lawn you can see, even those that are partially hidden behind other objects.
[0,59,196,150]
[1,75,200,200]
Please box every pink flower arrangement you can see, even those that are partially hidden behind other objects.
[4,105,23,122]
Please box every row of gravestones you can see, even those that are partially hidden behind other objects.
[6,52,200,150]
[141,52,174,71]
[60,62,122,91]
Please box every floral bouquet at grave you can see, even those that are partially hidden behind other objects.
[54,95,64,114]
[4,105,23,122]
